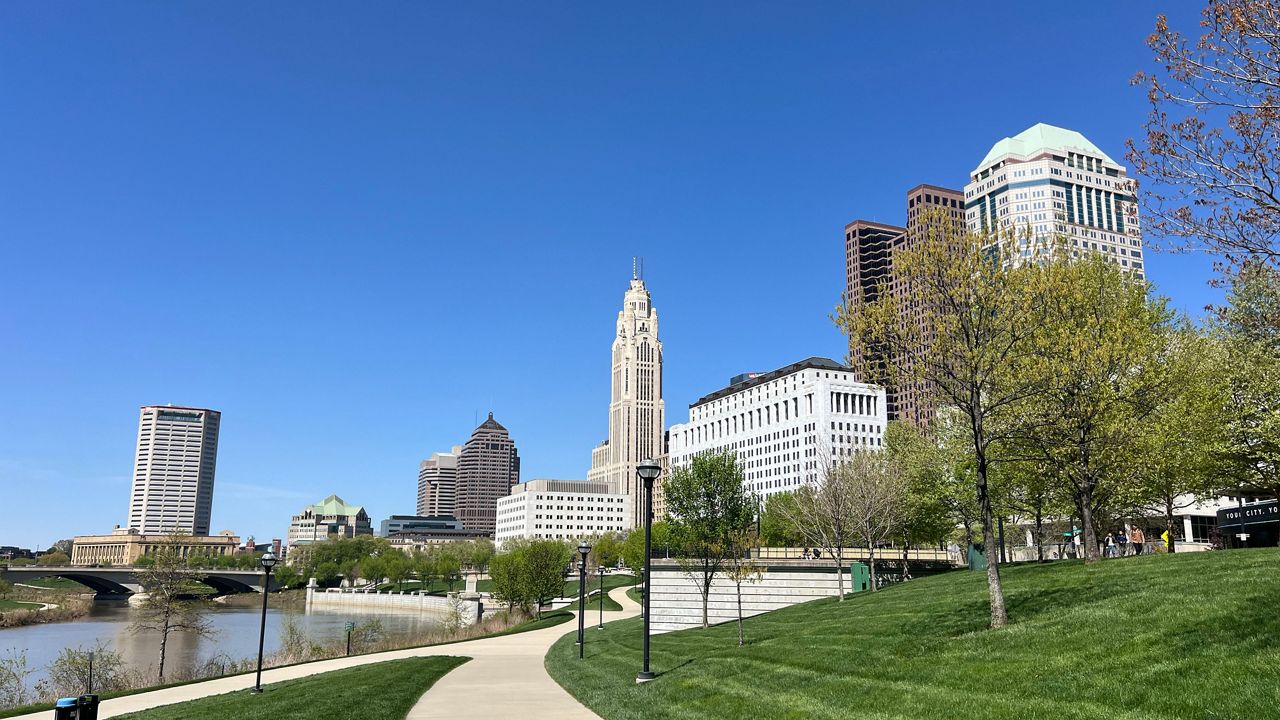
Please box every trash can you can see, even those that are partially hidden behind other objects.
[967,543,988,571]
[53,697,78,719]
[78,695,99,720]
[849,563,871,593]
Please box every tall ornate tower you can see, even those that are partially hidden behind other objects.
[588,264,665,529]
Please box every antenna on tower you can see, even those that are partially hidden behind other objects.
[632,257,637,280]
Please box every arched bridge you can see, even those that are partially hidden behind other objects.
[0,566,280,596]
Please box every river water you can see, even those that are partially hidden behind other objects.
[0,598,444,688]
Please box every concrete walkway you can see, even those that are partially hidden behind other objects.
[9,583,641,720]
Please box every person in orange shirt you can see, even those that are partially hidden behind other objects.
[1130,526,1146,555]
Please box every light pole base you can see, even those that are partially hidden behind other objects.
[636,671,656,684]
[250,687,264,695]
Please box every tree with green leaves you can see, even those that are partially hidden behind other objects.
[838,214,1053,628]
[1016,253,1180,562]
[885,421,957,573]
[842,450,909,591]
[773,453,858,598]
[590,532,623,571]
[759,492,804,548]
[620,521,672,580]
[663,451,757,629]
[131,534,216,680]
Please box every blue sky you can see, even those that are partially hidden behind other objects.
[0,2,1217,548]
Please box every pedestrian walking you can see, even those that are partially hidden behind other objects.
[1117,528,1130,556]
[1130,526,1145,555]
[1105,533,1117,558]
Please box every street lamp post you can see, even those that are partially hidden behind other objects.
[576,542,591,659]
[251,550,278,694]
[598,564,605,630]
[635,459,662,683]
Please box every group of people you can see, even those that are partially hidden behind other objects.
[1103,526,1148,558]
[798,548,823,560]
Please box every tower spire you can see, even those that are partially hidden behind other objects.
[632,256,637,280]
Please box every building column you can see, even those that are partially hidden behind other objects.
[1183,515,1195,544]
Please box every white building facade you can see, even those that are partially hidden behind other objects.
[587,267,665,529]
[965,123,1144,277]
[127,405,221,536]
[417,446,460,517]
[668,357,888,499]
[494,479,630,549]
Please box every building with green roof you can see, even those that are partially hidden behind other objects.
[286,493,373,546]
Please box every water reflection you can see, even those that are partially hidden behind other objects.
[0,599,444,687]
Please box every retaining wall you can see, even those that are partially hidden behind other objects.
[305,586,485,626]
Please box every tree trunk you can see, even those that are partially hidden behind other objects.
[1034,506,1045,562]
[700,569,711,629]
[736,579,744,647]
[157,624,169,681]
[1080,499,1100,563]
[901,530,912,581]
[868,544,878,591]
[974,450,1008,629]
[834,547,845,600]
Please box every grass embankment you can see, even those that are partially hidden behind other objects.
[114,656,467,720]
[547,549,1280,720]
[566,590,622,612]
[0,599,41,611]
[14,577,89,591]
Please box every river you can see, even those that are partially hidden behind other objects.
[0,598,445,688]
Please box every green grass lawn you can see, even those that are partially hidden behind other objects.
[0,599,41,611]
[625,587,641,604]
[12,577,88,591]
[565,589,623,612]
[546,549,1280,720]
[114,657,467,720]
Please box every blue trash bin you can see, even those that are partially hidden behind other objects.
[53,697,78,719]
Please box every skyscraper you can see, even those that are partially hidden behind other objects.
[454,413,519,536]
[844,185,965,426]
[587,266,665,529]
[416,446,461,517]
[127,405,220,535]
[965,123,1144,276]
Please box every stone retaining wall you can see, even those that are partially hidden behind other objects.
[649,562,844,634]
[305,584,485,626]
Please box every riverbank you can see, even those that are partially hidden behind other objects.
[0,593,90,629]
[0,601,564,717]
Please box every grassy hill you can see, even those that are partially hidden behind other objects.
[546,549,1280,720]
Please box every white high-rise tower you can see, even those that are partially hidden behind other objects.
[589,263,665,529]
[127,405,221,535]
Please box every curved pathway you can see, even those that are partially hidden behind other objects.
[8,583,641,720]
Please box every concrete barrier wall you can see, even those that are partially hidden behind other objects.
[649,563,843,634]
[306,586,483,625]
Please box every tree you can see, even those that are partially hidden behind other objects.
[663,451,757,629]
[487,550,527,612]
[885,421,957,573]
[590,532,623,571]
[522,539,572,617]
[843,450,908,591]
[273,564,301,589]
[838,214,1053,628]
[759,492,805,547]
[36,550,69,566]
[41,643,131,697]
[774,455,858,599]
[382,550,413,591]
[1016,253,1180,562]
[1135,330,1230,552]
[130,535,215,680]
[1128,0,1280,272]
[723,526,762,647]
[50,539,74,555]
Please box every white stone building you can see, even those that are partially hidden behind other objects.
[417,446,461,517]
[587,266,665,529]
[127,405,221,536]
[668,357,888,499]
[965,123,1144,277]
[494,479,630,549]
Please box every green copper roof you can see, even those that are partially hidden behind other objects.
[974,123,1114,173]
[312,494,364,516]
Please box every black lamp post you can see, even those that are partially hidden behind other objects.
[597,562,605,630]
[251,550,278,694]
[576,541,591,659]
[635,459,662,683]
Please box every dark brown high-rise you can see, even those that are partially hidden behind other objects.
[844,184,964,426]
[454,413,520,536]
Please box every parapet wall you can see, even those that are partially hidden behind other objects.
[305,584,484,626]
[648,562,844,634]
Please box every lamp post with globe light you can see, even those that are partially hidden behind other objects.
[251,550,278,694]
[635,459,662,683]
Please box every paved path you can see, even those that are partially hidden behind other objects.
[8,583,641,720]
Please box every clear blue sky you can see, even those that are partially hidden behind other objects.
[0,2,1217,548]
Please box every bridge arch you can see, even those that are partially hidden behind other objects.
[8,571,135,595]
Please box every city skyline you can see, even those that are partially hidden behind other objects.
[0,2,1222,548]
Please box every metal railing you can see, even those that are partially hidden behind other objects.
[751,546,955,563]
